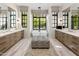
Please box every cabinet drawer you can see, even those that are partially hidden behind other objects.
[21,30,24,39]
[71,47,79,55]
[72,47,78,52]
[71,36,79,45]
[0,37,7,44]
[71,41,79,45]
[0,47,7,55]
[55,31,58,39]
[73,36,79,40]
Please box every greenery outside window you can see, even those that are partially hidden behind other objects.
[71,15,79,29]
[21,11,27,28]
[33,16,46,30]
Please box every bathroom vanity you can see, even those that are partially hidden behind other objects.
[55,29,79,55]
[0,28,24,55]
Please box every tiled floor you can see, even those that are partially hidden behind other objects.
[50,38,76,56]
[25,44,58,56]
[2,38,31,56]
[2,37,76,56]
[25,49,57,56]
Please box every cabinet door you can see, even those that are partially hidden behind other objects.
[21,30,24,39]
[55,30,58,39]
[8,33,16,47]
[0,36,10,54]
[55,31,63,42]
[63,33,67,44]
[61,32,65,43]
[66,34,73,48]
[0,40,7,54]
[63,33,69,46]
[58,31,62,42]
[71,36,79,45]
[17,32,22,41]
[70,36,79,51]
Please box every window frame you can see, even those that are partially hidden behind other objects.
[62,12,68,28]
[52,12,58,28]
[0,16,7,30]
[21,11,27,28]
[10,11,16,28]
[33,16,47,30]
[71,15,79,29]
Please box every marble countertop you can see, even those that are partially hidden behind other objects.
[0,28,25,37]
[55,28,79,37]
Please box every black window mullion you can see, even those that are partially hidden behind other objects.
[67,13,68,28]
[0,16,7,30]
[78,17,79,29]
[45,17,47,30]
[33,17,46,30]
[52,12,58,28]
[63,12,68,28]
[10,11,16,28]
[39,17,40,31]
[21,11,27,28]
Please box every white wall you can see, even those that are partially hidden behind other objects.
[48,7,55,39]
[6,4,22,29]
[58,11,63,26]
[24,7,31,38]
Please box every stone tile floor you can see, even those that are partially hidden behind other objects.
[25,44,58,56]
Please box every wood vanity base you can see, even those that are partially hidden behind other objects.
[0,30,24,55]
[55,30,79,56]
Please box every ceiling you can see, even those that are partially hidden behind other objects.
[1,3,79,11]
[0,4,8,10]
[16,3,73,10]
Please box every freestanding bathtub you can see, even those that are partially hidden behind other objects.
[31,36,50,49]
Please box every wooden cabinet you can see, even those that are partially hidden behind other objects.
[21,30,24,39]
[55,30,79,55]
[0,30,24,55]
[55,31,58,39]
[71,36,79,45]
[65,34,73,48]
[55,31,63,42]
[71,46,79,55]
[55,31,61,41]
[63,33,67,44]
[58,31,62,42]
[56,31,58,39]
[0,35,10,55]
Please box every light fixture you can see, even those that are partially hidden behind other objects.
[38,7,41,10]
